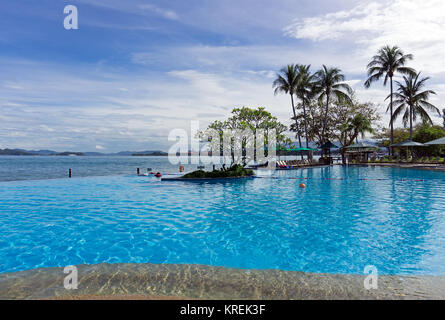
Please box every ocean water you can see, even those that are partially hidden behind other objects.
[0,156,207,182]
[1,158,445,275]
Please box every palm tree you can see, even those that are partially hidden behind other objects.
[273,65,299,128]
[390,72,440,140]
[314,65,353,144]
[295,64,315,148]
[364,46,415,148]
[346,113,374,144]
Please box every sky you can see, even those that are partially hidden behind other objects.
[1,0,444,152]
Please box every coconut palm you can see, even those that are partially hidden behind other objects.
[273,65,299,128]
[345,113,374,144]
[364,46,415,147]
[314,65,353,143]
[389,72,440,140]
[295,64,315,148]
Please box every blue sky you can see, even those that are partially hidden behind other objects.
[1,0,444,152]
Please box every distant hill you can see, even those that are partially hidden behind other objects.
[0,148,33,155]
[27,149,59,156]
[108,150,168,156]
[57,152,84,156]
[0,148,168,156]
[132,151,168,156]
[0,149,84,156]
[83,152,106,156]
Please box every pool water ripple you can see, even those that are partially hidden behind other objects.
[1,166,445,275]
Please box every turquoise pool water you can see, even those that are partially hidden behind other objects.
[1,165,445,275]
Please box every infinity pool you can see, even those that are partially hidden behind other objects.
[1,165,445,275]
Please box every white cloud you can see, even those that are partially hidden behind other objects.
[139,4,179,21]
[284,0,445,75]
[3,83,25,90]
[0,59,293,152]
[282,0,445,130]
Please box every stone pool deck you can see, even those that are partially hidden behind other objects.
[348,163,445,171]
[1,263,445,300]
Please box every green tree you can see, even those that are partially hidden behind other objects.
[412,124,445,156]
[364,45,415,148]
[203,107,289,165]
[390,72,440,139]
[314,65,353,143]
[289,113,306,160]
[340,114,374,146]
[302,93,379,149]
[373,124,445,157]
[373,127,409,150]
[329,97,379,163]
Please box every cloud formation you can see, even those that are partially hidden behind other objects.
[1,0,444,151]
[139,4,179,21]
[284,0,445,74]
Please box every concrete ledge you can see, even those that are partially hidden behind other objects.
[1,263,445,300]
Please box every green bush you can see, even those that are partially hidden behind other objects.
[182,164,254,179]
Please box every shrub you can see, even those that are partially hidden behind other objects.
[182,164,254,179]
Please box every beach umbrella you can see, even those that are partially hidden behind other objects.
[319,140,338,158]
[390,140,426,160]
[288,147,318,160]
[425,137,445,145]
[390,140,426,147]
[319,141,339,149]
[290,147,318,152]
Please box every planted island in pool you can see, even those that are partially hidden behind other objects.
[179,164,254,179]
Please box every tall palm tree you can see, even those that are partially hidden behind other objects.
[295,64,315,148]
[314,65,353,143]
[364,46,415,148]
[390,72,440,140]
[273,65,299,129]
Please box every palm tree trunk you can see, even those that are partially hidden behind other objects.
[302,100,309,148]
[290,94,297,123]
[409,104,413,140]
[390,77,394,155]
[321,93,330,144]
[290,94,303,160]
[297,132,303,160]
[302,99,312,162]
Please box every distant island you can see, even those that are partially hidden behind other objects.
[0,148,168,156]
[132,151,169,156]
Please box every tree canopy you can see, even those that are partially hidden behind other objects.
[201,107,290,165]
